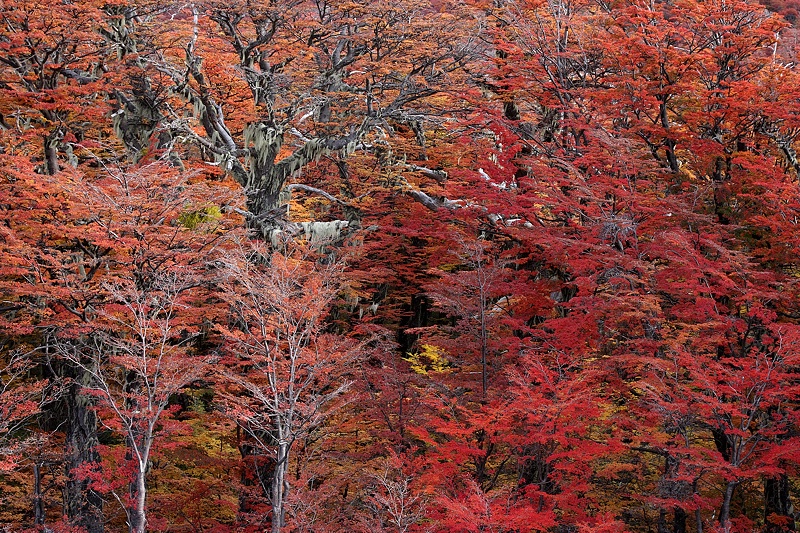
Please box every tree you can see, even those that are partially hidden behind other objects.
[0,0,112,174]
[360,453,427,533]
[55,264,217,533]
[423,235,514,397]
[0,153,108,529]
[51,164,230,533]
[217,238,357,532]
[136,0,479,238]
[0,157,231,531]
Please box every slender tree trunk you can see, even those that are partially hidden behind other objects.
[124,407,150,533]
[694,479,703,533]
[479,304,488,397]
[271,442,291,533]
[478,265,489,397]
[33,462,44,526]
[128,465,148,533]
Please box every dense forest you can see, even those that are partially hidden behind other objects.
[1,0,800,531]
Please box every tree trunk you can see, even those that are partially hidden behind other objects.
[271,442,290,533]
[112,88,162,162]
[765,474,796,532]
[44,130,60,175]
[64,376,104,533]
[658,508,669,533]
[33,462,44,526]
[128,466,147,533]
[123,370,149,533]
[658,99,679,173]
[712,428,731,461]
[719,480,738,531]
[674,506,687,533]
[693,478,704,533]
[479,299,488,397]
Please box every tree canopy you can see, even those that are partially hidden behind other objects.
[1,0,800,532]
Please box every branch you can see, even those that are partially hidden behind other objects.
[273,121,371,182]
[286,184,350,206]
[630,444,670,458]
[406,164,448,183]
[405,188,461,212]
[58,68,97,85]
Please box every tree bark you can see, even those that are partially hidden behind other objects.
[658,98,679,173]
[63,376,104,533]
[719,480,738,531]
[33,462,44,526]
[128,465,148,533]
[44,130,60,175]
[658,508,669,533]
[271,442,290,533]
[765,474,796,532]
[674,506,687,533]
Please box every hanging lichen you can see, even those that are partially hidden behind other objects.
[244,123,283,170]
[299,220,349,244]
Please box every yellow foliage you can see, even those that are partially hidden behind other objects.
[178,205,222,229]
[404,344,451,375]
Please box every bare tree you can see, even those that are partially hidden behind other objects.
[47,164,229,533]
[217,237,357,533]
[363,456,426,533]
[55,264,214,533]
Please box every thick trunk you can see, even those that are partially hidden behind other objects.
[239,122,366,236]
[719,480,738,531]
[240,148,287,239]
[712,428,731,461]
[765,474,795,532]
[112,89,162,162]
[64,377,104,533]
[674,506,687,533]
[44,131,60,175]
[246,184,282,229]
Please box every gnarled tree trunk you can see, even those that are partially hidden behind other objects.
[63,374,104,533]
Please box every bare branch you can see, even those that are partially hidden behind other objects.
[286,184,349,206]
